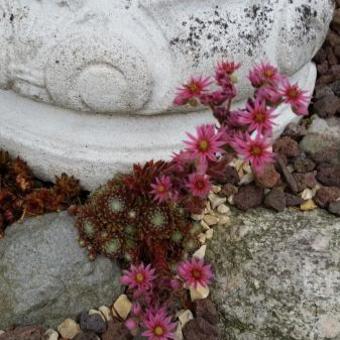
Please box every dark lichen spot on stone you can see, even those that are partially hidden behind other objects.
[9,13,14,22]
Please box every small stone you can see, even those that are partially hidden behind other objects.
[300,199,317,211]
[317,164,340,187]
[274,136,300,158]
[312,94,340,118]
[217,215,230,225]
[112,295,132,321]
[200,220,210,231]
[182,318,218,340]
[233,185,264,211]
[212,185,221,194]
[205,229,214,240]
[43,329,59,340]
[239,172,255,185]
[277,156,299,193]
[264,188,286,212]
[0,331,4,336]
[217,204,230,215]
[190,285,210,301]
[193,245,207,259]
[203,214,219,226]
[282,122,307,140]
[73,331,100,340]
[328,201,340,216]
[293,172,317,192]
[57,319,81,340]
[79,311,107,334]
[98,306,112,322]
[220,183,238,197]
[208,193,226,210]
[89,309,105,321]
[222,166,240,185]
[312,147,339,165]
[198,233,206,244]
[315,186,340,208]
[177,310,194,328]
[285,193,304,207]
[175,323,184,340]
[301,188,314,201]
[293,156,316,173]
[101,321,133,340]
[191,214,204,221]
[255,164,281,189]
[194,299,219,325]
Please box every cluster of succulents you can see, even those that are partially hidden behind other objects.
[75,175,202,270]
[0,149,82,237]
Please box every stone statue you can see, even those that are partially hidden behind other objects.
[0,0,334,189]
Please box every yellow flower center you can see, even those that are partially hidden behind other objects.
[254,111,266,123]
[192,269,202,279]
[250,146,263,156]
[287,88,298,99]
[157,185,166,193]
[188,82,200,93]
[154,326,165,336]
[135,273,145,283]
[198,139,209,152]
[264,69,274,78]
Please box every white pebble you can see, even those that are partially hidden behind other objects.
[89,309,105,321]
[177,309,194,327]
[98,305,112,321]
[191,214,203,221]
[198,233,206,244]
[218,215,231,225]
[203,214,219,226]
[301,188,314,200]
[190,285,210,301]
[112,294,132,320]
[217,204,230,215]
[44,329,59,340]
[200,220,210,231]
[212,185,221,194]
[193,245,206,259]
[205,229,214,240]
[0,331,5,336]
[57,319,80,340]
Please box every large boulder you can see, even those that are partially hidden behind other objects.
[0,212,121,329]
[207,208,340,340]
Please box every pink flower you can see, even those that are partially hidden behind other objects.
[184,124,226,165]
[279,80,309,116]
[125,318,138,331]
[174,76,212,106]
[151,175,172,203]
[121,263,156,293]
[249,62,282,88]
[233,133,274,172]
[142,307,176,340]
[199,90,231,106]
[132,303,142,316]
[177,258,213,288]
[186,173,211,198]
[256,86,282,106]
[215,61,241,87]
[238,98,277,135]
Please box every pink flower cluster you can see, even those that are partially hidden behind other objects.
[120,259,213,339]
[149,61,309,206]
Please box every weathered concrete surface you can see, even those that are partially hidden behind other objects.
[0,212,121,329]
[207,208,340,340]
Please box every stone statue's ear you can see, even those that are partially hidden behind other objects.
[276,0,334,76]
[44,33,153,114]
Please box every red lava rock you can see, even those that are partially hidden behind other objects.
[255,164,281,189]
[314,48,327,64]
[194,299,219,326]
[314,85,334,100]
[223,166,240,185]
[285,193,304,207]
[273,137,300,158]
[311,147,339,165]
[317,74,335,85]
[277,156,299,194]
[73,331,100,340]
[220,183,238,197]
[183,318,219,340]
[317,164,340,187]
[315,186,340,208]
[282,122,307,141]
[312,95,340,118]
[317,60,329,75]
[101,321,133,340]
[0,326,45,340]
[293,156,316,173]
[264,188,286,212]
[293,172,317,192]
[233,185,264,211]
[328,201,340,216]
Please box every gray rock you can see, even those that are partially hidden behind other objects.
[207,208,340,340]
[0,212,121,329]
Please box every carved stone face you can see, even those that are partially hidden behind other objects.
[0,0,333,115]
